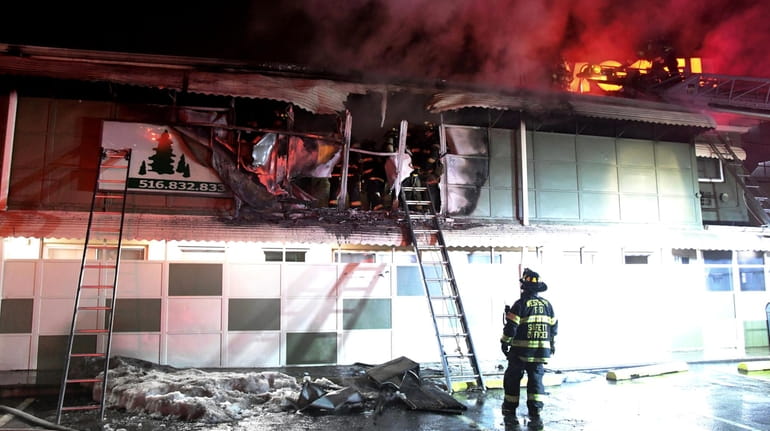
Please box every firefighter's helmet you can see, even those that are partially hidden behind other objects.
[520,268,547,292]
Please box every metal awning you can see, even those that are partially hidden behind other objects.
[3,210,768,251]
[428,91,717,129]
[695,143,747,160]
[0,44,381,115]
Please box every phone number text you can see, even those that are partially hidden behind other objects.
[129,178,227,193]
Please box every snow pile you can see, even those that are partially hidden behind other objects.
[96,358,302,423]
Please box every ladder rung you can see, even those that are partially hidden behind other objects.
[448,375,483,381]
[81,284,114,289]
[76,329,109,334]
[60,404,101,411]
[435,314,463,318]
[402,186,428,191]
[66,378,103,384]
[406,200,432,205]
[88,244,119,249]
[430,295,458,300]
[444,353,476,359]
[78,306,112,311]
[413,229,439,234]
[70,353,106,358]
[425,278,452,283]
[83,264,115,269]
[440,333,468,338]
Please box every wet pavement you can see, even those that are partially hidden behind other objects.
[1,361,769,430]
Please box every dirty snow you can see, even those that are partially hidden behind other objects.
[97,358,342,423]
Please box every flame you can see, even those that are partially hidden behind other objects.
[567,57,703,94]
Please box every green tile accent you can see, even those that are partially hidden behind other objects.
[744,320,769,348]
[286,332,337,365]
[169,263,222,296]
[343,298,392,330]
[111,298,161,332]
[228,298,280,331]
[0,298,33,333]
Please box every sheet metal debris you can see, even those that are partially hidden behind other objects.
[293,356,467,416]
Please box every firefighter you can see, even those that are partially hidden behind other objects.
[500,268,558,429]
[404,122,442,211]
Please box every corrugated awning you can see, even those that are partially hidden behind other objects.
[0,46,380,115]
[695,143,747,160]
[3,210,769,251]
[0,211,406,246]
[428,91,717,129]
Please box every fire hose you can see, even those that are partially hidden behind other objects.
[0,404,79,431]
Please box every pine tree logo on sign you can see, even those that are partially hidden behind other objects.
[101,121,227,196]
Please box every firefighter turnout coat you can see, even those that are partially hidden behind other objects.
[501,292,558,363]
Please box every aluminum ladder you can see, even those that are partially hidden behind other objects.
[702,132,770,227]
[400,184,485,392]
[664,73,770,113]
[56,148,131,423]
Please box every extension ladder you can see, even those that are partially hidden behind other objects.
[56,148,131,423]
[702,132,770,227]
[400,184,485,392]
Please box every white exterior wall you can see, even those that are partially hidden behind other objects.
[1,240,769,372]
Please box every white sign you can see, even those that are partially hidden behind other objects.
[101,121,227,196]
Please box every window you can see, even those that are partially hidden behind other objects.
[625,255,648,264]
[624,251,651,264]
[704,250,732,264]
[697,157,723,182]
[704,250,733,291]
[672,249,696,264]
[43,241,146,261]
[738,251,765,291]
[333,249,392,263]
[563,250,597,264]
[264,249,306,262]
[467,251,501,264]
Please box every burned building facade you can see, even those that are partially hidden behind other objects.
[0,44,769,380]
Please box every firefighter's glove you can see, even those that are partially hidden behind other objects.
[501,342,510,357]
[550,339,556,355]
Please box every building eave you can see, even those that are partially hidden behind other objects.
[3,210,769,251]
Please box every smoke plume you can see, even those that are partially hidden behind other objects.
[241,0,770,88]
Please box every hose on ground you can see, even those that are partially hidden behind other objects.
[0,404,80,431]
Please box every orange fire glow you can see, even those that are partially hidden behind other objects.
[568,57,703,93]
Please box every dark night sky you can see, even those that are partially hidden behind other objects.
[2,1,770,89]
